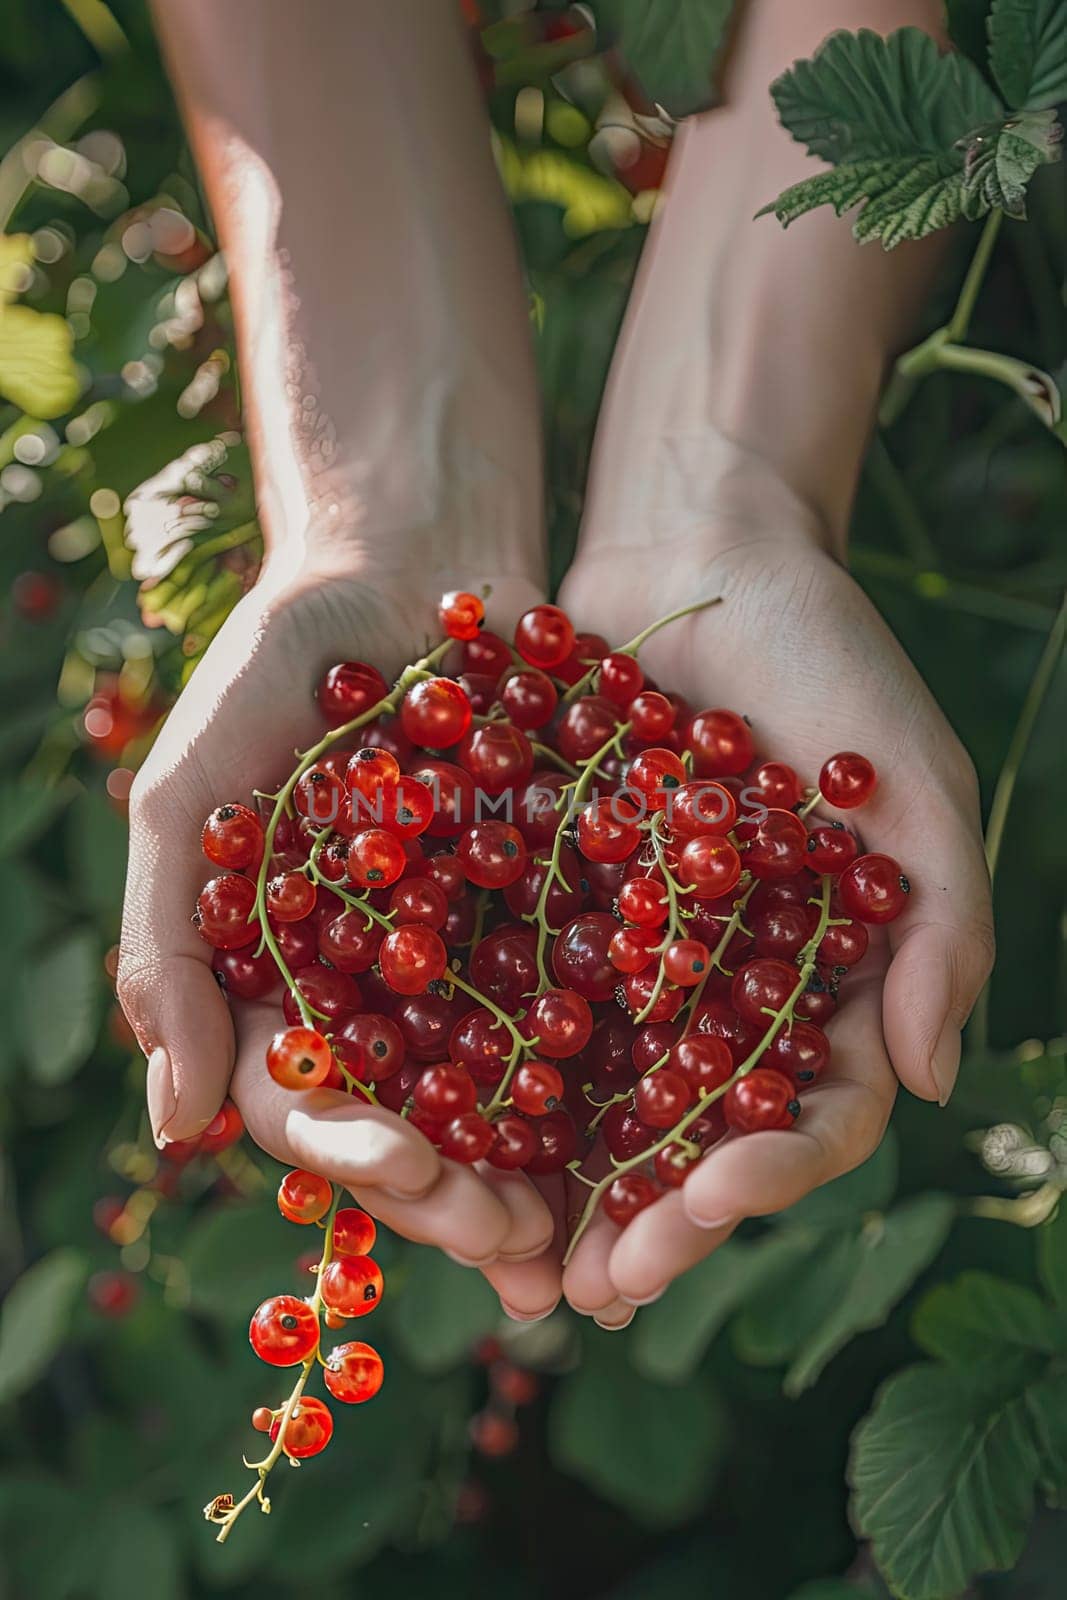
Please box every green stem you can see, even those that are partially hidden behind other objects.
[447,969,534,1113]
[210,1185,341,1543]
[563,876,832,1264]
[970,591,1067,1050]
[631,811,685,1026]
[560,598,721,705]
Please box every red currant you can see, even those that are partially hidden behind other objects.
[608,924,659,974]
[556,695,619,764]
[514,604,575,670]
[294,763,346,827]
[379,924,447,994]
[439,1111,495,1163]
[458,721,534,794]
[818,918,869,970]
[457,820,527,888]
[388,876,448,929]
[317,661,388,726]
[556,631,610,686]
[670,1035,733,1096]
[500,669,558,730]
[266,870,317,923]
[764,1021,831,1085]
[524,987,593,1058]
[666,781,737,837]
[661,938,711,987]
[731,958,799,1026]
[750,761,802,810]
[552,910,620,1002]
[602,1173,659,1226]
[819,752,877,810]
[401,678,472,748]
[323,1340,384,1403]
[347,827,407,889]
[271,1395,333,1457]
[598,651,644,706]
[278,1169,332,1224]
[744,809,809,880]
[526,1109,578,1173]
[576,796,641,863]
[806,822,858,874]
[266,1026,334,1090]
[334,1013,404,1082]
[195,873,259,950]
[511,1060,565,1116]
[487,1114,538,1169]
[332,1207,377,1255]
[439,590,485,641]
[634,1068,691,1128]
[282,965,361,1028]
[629,691,676,740]
[318,910,382,972]
[687,709,754,777]
[617,876,668,927]
[249,1294,319,1365]
[319,1255,383,1317]
[838,853,910,924]
[409,759,476,838]
[202,803,263,870]
[627,746,686,809]
[623,968,685,1023]
[414,1062,477,1119]
[678,835,741,898]
[723,1068,800,1133]
[213,944,279,1000]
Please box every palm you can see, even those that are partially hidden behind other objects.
[556,528,989,1319]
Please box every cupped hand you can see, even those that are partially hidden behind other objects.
[118,560,560,1318]
[557,497,993,1323]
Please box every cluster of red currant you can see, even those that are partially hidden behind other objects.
[194,589,912,1535]
[205,1172,383,1540]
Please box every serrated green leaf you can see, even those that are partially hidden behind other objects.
[784,1195,955,1395]
[587,0,735,117]
[850,1361,1049,1600]
[770,27,1002,163]
[387,1245,499,1373]
[17,927,100,1085]
[989,0,1067,110]
[0,304,80,418]
[913,1270,1058,1365]
[0,1248,87,1403]
[550,1340,726,1525]
[630,1231,812,1384]
[760,154,971,247]
[960,108,1064,219]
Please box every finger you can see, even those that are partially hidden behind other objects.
[606,1195,737,1305]
[683,983,895,1229]
[480,1168,556,1264]
[120,775,236,1145]
[348,1164,514,1265]
[232,1006,441,1199]
[482,1253,562,1322]
[561,1204,621,1317]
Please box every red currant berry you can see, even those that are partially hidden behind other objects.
[731,958,799,1026]
[629,691,676,740]
[202,803,263,870]
[687,709,754,778]
[556,631,610,686]
[661,938,711,987]
[380,772,435,841]
[458,721,534,795]
[667,781,737,838]
[750,761,803,810]
[401,677,472,749]
[750,901,815,961]
[511,1060,565,1116]
[271,1395,333,1458]
[415,1062,477,1119]
[490,1362,539,1406]
[818,918,869,970]
[278,1169,333,1224]
[251,1406,274,1432]
[266,870,317,923]
[623,968,685,1023]
[764,1021,831,1085]
[503,843,586,925]
[514,604,575,670]
[723,1068,800,1133]
[806,822,858,874]
[457,820,527,888]
[346,746,401,824]
[576,796,641,863]
[819,752,877,810]
[627,746,686,809]
[634,1068,691,1128]
[470,1410,519,1457]
[617,875,669,927]
[670,1035,733,1096]
[526,1109,578,1173]
[282,965,361,1028]
[552,911,620,1002]
[332,1207,377,1255]
[439,589,485,641]
[469,926,539,1012]
[409,760,476,838]
[324,1340,384,1404]
[654,1144,699,1188]
[524,988,593,1058]
[294,763,347,827]
[632,1022,681,1072]
[266,1026,334,1090]
[602,1173,659,1226]
[317,661,388,727]
[334,1013,404,1082]
[744,809,809,880]
[608,925,658,974]
[838,853,911,924]
[249,1294,320,1365]
[195,873,259,950]
[678,835,742,898]
[213,944,279,1000]
[598,652,644,706]
[439,1111,495,1163]
[388,876,448,930]
[556,695,620,765]
[319,1255,384,1317]
[461,629,512,677]
[500,668,558,730]
[318,910,382,972]
[487,1114,538,1169]
[346,827,406,889]
[379,924,447,994]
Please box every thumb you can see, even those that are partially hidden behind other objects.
[118,779,236,1145]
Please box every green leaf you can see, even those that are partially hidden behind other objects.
[0,778,71,857]
[733,1230,854,1367]
[770,27,1002,164]
[759,155,972,247]
[850,1361,1049,1600]
[913,1270,1059,1364]
[550,1342,726,1525]
[17,927,100,1085]
[960,108,1064,219]
[0,1248,87,1403]
[781,1126,899,1226]
[0,1474,94,1599]
[787,1584,876,1600]
[587,0,735,118]
[989,0,1067,109]
[0,304,80,418]
[67,786,129,920]
[1037,1203,1067,1307]
[387,1245,499,1373]
[783,1194,955,1396]
[631,1231,812,1384]
[184,1196,302,1322]
[92,1504,183,1600]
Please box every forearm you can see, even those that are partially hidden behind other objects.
[152,0,543,587]
[583,0,947,557]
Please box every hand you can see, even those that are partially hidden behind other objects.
[556,475,994,1325]
[118,561,561,1319]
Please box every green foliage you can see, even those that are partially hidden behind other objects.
[762,24,1063,243]
[989,0,1067,108]
[0,1248,87,1402]
[17,925,101,1084]
[586,0,735,117]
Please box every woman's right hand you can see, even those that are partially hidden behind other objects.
[118,562,562,1321]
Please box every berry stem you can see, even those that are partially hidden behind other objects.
[563,876,833,1264]
[207,1185,342,1543]
[529,741,580,777]
[560,597,722,705]
[631,810,685,1025]
[445,968,535,1113]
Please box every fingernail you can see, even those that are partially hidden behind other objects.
[502,1300,558,1324]
[594,1308,635,1332]
[146,1047,176,1148]
[687,1211,735,1231]
[498,1241,554,1264]
[931,1021,961,1107]
[446,1249,499,1269]
[621,1288,664,1307]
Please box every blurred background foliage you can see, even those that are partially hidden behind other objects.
[0,2,1064,1598]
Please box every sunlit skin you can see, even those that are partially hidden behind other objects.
[121,0,992,1329]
